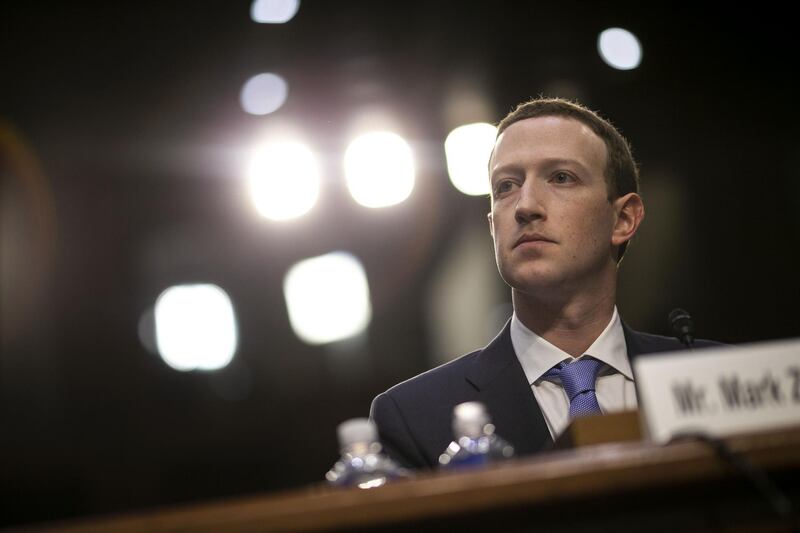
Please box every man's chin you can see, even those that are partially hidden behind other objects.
[500,269,566,294]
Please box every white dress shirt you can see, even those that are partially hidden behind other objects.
[510,306,638,439]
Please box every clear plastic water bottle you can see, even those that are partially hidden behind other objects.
[438,401,515,469]
[325,418,409,489]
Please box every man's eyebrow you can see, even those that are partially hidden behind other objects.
[489,163,524,181]
[539,157,591,173]
[490,158,591,180]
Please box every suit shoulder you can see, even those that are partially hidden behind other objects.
[631,329,727,353]
[380,349,481,402]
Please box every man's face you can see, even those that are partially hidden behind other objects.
[488,115,621,295]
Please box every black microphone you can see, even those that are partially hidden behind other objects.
[669,308,695,348]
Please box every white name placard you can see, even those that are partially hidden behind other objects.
[633,338,800,443]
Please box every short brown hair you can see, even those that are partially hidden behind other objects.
[496,97,640,261]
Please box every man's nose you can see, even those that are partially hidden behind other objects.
[514,180,545,224]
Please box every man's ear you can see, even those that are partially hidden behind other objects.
[611,192,644,248]
[487,212,494,237]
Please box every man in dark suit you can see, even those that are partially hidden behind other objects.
[370,97,716,470]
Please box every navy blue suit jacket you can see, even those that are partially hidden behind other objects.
[370,318,722,469]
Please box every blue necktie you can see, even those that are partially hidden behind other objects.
[544,357,603,418]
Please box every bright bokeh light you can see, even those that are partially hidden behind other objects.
[247,139,320,220]
[598,28,642,70]
[154,284,238,371]
[240,73,288,115]
[250,0,300,23]
[344,132,415,208]
[283,252,372,345]
[444,122,497,196]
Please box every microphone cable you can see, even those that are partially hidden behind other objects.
[669,431,796,530]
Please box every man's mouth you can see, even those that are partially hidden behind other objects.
[514,233,555,248]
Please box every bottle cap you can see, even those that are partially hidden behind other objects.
[337,418,378,448]
[452,401,490,439]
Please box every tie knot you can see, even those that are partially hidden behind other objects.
[546,357,603,402]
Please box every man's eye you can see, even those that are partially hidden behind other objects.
[552,172,573,184]
[495,180,515,194]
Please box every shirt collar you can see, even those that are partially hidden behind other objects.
[510,306,633,385]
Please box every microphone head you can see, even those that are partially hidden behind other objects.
[669,308,695,344]
[669,308,691,325]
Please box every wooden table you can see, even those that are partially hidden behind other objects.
[16,427,800,532]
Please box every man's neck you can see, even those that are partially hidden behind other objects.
[512,282,617,358]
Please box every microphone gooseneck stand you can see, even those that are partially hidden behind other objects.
[666,309,796,530]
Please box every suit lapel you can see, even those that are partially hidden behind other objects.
[621,319,648,361]
[622,318,697,408]
[464,320,552,455]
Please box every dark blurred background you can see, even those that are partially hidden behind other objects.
[1,0,798,527]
